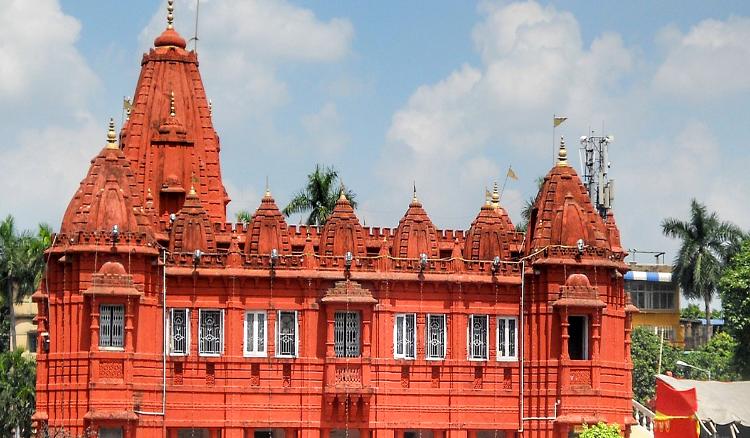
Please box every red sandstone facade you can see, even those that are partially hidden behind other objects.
[32,10,636,438]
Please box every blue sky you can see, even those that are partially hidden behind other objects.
[2,0,750,280]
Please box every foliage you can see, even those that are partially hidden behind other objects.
[631,326,680,403]
[235,210,253,225]
[0,216,51,350]
[39,425,98,438]
[661,199,744,343]
[684,332,740,381]
[579,422,621,438]
[0,350,36,438]
[719,239,750,378]
[282,164,357,226]
[680,303,722,321]
[0,306,8,352]
[517,176,545,232]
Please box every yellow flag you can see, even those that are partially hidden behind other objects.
[553,116,567,127]
[123,97,133,111]
[507,166,518,181]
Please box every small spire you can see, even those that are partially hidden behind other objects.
[484,186,491,206]
[412,181,418,203]
[491,181,500,209]
[106,118,118,149]
[189,185,196,196]
[339,181,347,201]
[264,176,271,198]
[208,99,213,116]
[166,0,175,30]
[169,91,176,117]
[557,136,569,166]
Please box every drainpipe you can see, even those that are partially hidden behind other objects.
[518,260,525,433]
[135,249,167,423]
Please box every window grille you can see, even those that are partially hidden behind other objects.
[199,309,223,356]
[169,309,189,355]
[426,314,446,359]
[276,311,298,357]
[244,311,267,356]
[497,316,517,360]
[99,304,124,348]
[468,314,488,360]
[394,313,416,359]
[334,311,361,357]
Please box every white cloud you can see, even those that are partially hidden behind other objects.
[0,0,102,230]
[302,102,348,155]
[374,0,634,229]
[140,0,354,113]
[653,16,750,99]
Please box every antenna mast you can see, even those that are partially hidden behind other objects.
[578,131,615,218]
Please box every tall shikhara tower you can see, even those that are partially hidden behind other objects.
[33,3,636,438]
[121,0,227,223]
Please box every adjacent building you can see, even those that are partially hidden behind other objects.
[624,263,683,346]
[32,5,636,438]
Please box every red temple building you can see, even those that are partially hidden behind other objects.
[32,4,636,438]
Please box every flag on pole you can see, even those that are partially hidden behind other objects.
[507,166,518,181]
[553,116,567,127]
[123,97,133,112]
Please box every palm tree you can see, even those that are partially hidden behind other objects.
[517,176,545,232]
[0,216,51,350]
[282,164,357,226]
[662,199,744,344]
[235,210,253,225]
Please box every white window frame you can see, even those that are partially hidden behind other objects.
[99,304,125,350]
[467,314,489,361]
[244,311,267,357]
[275,310,299,358]
[168,308,190,356]
[198,309,224,357]
[496,316,518,361]
[394,313,417,360]
[425,314,447,360]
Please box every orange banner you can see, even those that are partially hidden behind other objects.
[654,379,700,438]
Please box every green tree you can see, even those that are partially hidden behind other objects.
[579,422,621,438]
[517,176,545,233]
[685,332,740,381]
[719,239,750,378]
[235,210,253,225]
[662,199,744,344]
[282,164,357,226]
[0,216,51,350]
[0,350,36,438]
[631,326,680,403]
[680,303,704,320]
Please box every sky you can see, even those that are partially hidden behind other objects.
[2,0,750,277]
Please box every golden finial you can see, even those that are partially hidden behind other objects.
[189,185,196,196]
[484,186,491,206]
[167,0,175,30]
[208,99,213,116]
[265,176,271,198]
[339,181,347,201]
[106,118,118,149]
[557,136,569,166]
[491,181,500,209]
[412,181,418,203]
[169,91,176,117]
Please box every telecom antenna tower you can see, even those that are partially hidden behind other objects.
[578,132,615,218]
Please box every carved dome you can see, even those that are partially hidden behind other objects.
[169,188,216,254]
[392,195,439,259]
[245,190,291,255]
[319,193,366,257]
[526,139,610,252]
[464,201,515,260]
[60,121,153,238]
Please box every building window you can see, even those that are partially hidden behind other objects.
[626,280,675,310]
[426,314,446,360]
[497,316,517,360]
[244,311,267,357]
[99,304,124,349]
[568,315,589,360]
[99,428,123,438]
[169,309,190,356]
[334,311,361,357]
[198,309,223,356]
[27,331,38,353]
[468,314,489,360]
[276,310,298,358]
[394,313,416,359]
